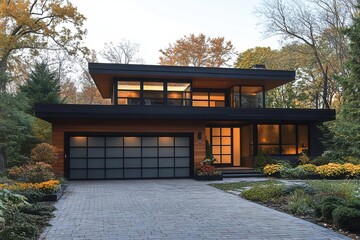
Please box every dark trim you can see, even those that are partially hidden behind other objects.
[64,132,194,180]
[35,104,336,123]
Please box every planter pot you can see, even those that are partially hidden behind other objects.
[194,174,223,181]
[40,186,65,202]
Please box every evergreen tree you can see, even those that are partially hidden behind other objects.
[327,2,360,160]
[19,62,62,109]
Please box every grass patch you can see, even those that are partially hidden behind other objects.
[210,180,278,191]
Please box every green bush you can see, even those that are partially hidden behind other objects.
[343,156,360,164]
[313,196,346,221]
[287,189,313,215]
[12,189,44,203]
[254,150,274,172]
[332,206,360,232]
[309,180,359,200]
[282,184,316,195]
[0,222,39,240]
[241,182,285,203]
[20,203,55,216]
[280,167,319,179]
[311,155,331,166]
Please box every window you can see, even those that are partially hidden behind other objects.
[118,81,141,105]
[257,124,308,155]
[192,92,225,107]
[167,83,191,106]
[143,82,164,105]
[231,86,264,108]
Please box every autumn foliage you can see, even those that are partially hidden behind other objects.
[31,143,58,165]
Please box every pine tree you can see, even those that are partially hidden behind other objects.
[19,62,62,110]
[327,2,360,160]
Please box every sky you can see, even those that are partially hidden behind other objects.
[72,0,281,65]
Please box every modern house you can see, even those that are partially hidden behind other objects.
[35,63,335,180]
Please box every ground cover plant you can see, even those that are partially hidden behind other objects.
[211,180,360,238]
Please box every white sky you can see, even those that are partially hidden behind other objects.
[72,0,281,65]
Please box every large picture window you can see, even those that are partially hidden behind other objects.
[192,92,225,107]
[231,86,264,108]
[257,124,308,155]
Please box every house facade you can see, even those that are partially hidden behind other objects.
[35,63,335,180]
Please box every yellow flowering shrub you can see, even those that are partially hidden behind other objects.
[0,180,60,194]
[315,163,345,177]
[342,163,360,177]
[263,164,283,175]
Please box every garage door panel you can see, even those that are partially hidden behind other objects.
[124,158,141,168]
[88,169,105,179]
[124,169,141,178]
[106,169,123,179]
[106,148,123,157]
[106,158,123,168]
[88,158,105,168]
[68,135,191,180]
[142,158,158,168]
[88,148,105,158]
[142,169,158,178]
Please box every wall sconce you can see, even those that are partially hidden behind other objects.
[197,132,202,143]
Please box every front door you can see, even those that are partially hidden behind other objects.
[205,127,241,167]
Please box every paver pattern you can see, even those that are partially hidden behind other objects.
[40,180,350,240]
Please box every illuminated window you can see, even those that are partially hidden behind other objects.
[143,82,164,105]
[118,81,141,105]
[193,92,225,107]
[167,83,191,106]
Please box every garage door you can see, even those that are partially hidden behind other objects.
[67,135,192,180]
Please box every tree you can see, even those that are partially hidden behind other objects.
[0,0,87,91]
[19,62,62,109]
[100,40,143,64]
[326,1,360,159]
[159,33,236,67]
[256,0,355,109]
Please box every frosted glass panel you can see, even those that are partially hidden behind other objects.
[175,137,189,146]
[124,158,141,168]
[106,148,123,157]
[88,137,105,147]
[142,137,157,146]
[222,128,231,136]
[159,168,174,177]
[258,125,279,144]
[106,169,123,179]
[159,137,174,146]
[281,125,296,144]
[222,146,231,154]
[124,148,141,157]
[88,158,105,168]
[175,148,189,157]
[142,148,157,157]
[222,137,231,145]
[124,169,141,178]
[212,137,220,145]
[70,148,87,158]
[175,158,189,167]
[142,169,158,178]
[159,158,174,167]
[222,155,231,163]
[142,158,158,168]
[70,170,86,179]
[106,137,123,146]
[106,158,123,168]
[88,169,105,179]
[175,168,189,177]
[88,148,105,158]
[124,137,141,146]
[70,158,86,168]
[159,148,174,157]
[70,137,87,147]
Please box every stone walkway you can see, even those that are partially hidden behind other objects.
[40,180,349,240]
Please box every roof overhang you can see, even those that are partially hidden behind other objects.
[35,104,335,123]
[88,63,296,98]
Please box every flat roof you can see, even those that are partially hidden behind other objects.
[89,63,296,98]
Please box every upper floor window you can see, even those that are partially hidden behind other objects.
[192,92,225,107]
[143,82,164,105]
[231,86,264,108]
[118,81,141,105]
[167,83,191,106]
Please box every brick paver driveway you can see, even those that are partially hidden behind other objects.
[40,180,349,240]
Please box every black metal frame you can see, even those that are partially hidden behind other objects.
[64,132,194,180]
[253,123,310,156]
[114,78,192,107]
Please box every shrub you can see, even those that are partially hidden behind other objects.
[263,164,283,175]
[315,163,345,178]
[11,189,44,204]
[241,182,285,202]
[195,164,222,176]
[282,184,316,195]
[30,143,58,165]
[311,155,331,166]
[299,164,317,172]
[7,162,55,183]
[298,153,310,165]
[0,180,60,194]
[342,163,360,177]
[332,206,360,232]
[313,196,346,221]
[343,156,360,165]
[280,167,305,179]
[254,150,274,172]
[20,203,55,216]
[0,222,39,240]
[287,189,313,215]
[309,180,359,200]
